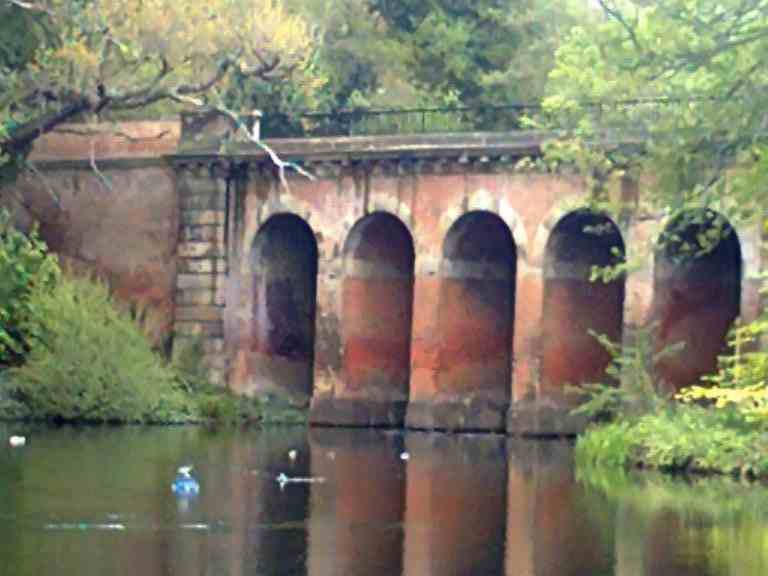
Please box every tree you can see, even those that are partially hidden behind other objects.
[230,0,415,136]
[0,0,318,181]
[541,0,768,222]
[369,0,591,113]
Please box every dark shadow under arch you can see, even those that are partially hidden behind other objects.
[438,211,516,401]
[653,209,742,391]
[341,212,415,400]
[541,210,626,396]
[251,213,318,399]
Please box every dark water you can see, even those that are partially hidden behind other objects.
[0,424,766,576]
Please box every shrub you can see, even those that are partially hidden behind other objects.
[9,275,193,423]
[0,209,59,366]
[576,405,768,479]
[574,324,768,478]
[171,337,308,426]
[678,318,768,426]
[570,326,677,421]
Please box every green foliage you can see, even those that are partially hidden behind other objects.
[193,390,308,426]
[540,0,768,225]
[573,324,768,478]
[677,306,768,425]
[0,0,318,183]
[0,210,59,366]
[370,0,590,111]
[570,326,677,420]
[576,404,768,479]
[8,275,193,423]
[249,0,594,134]
[170,337,308,426]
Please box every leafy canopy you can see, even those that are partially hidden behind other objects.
[541,0,768,222]
[0,0,317,166]
[371,0,591,110]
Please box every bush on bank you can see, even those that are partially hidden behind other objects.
[0,210,59,367]
[574,325,768,479]
[7,275,193,423]
[575,405,768,479]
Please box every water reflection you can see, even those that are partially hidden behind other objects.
[0,424,767,575]
[507,442,613,576]
[404,433,507,575]
[307,429,405,576]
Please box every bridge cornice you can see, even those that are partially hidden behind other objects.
[166,131,551,170]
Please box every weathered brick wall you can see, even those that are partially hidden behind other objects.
[3,122,181,345]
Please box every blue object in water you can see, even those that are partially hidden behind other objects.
[171,466,200,496]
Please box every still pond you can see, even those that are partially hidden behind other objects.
[0,423,766,575]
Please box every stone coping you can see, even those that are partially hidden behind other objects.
[169,131,554,164]
[29,121,181,162]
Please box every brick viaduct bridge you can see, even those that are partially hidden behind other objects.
[11,116,762,435]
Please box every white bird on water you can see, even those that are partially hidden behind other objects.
[9,436,25,447]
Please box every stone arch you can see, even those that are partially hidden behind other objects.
[437,210,517,403]
[340,212,415,401]
[540,210,626,397]
[441,200,528,263]
[242,192,320,264]
[530,197,606,267]
[250,213,318,399]
[653,209,742,391]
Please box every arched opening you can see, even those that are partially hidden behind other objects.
[438,211,516,402]
[654,209,741,391]
[251,214,318,399]
[341,212,415,400]
[541,210,626,396]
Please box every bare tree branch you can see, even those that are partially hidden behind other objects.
[89,140,112,192]
[24,159,61,209]
[597,0,644,55]
[1,99,90,156]
[5,0,54,16]
[209,103,316,187]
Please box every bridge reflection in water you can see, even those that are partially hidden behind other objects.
[1,425,765,576]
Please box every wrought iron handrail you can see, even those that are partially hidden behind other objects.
[258,97,716,139]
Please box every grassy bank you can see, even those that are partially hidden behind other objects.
[0,368,308,427]
[573,326,768,480]
[575,404,768,479]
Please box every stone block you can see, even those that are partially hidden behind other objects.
[309,397,407,428]
[214,282,227,306]
[176,273,220,290]
[405,399,509,432]
[173,335,226,356]
[177,258,227,274]
[179,178,216,198]
[179,224,225,243]
[506,400,591,437]
[177,242,221,258]
[175,305,224,322]
[179,191,226,210]
[204,338,226,354]
[175,287,215,306]
[181,209,226,226]
[174,320,224,338]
